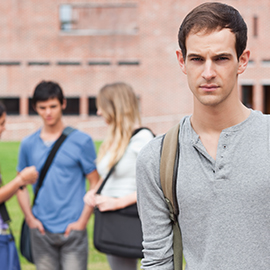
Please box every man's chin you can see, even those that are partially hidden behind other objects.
[45,120,56,126]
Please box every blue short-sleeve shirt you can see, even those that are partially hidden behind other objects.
[17,129,96,233]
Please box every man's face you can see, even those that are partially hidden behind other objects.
[35,98,66,127]
[176,28,249,108]
[0,112,6,137]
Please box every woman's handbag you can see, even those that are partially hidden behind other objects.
[94,203,143,258]
[93,129,150,258]
[0,203,21,270]
[0,234,21,270]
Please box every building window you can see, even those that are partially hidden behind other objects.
[63,98,80,115]
[264,86,270,114]
[57,61,81,66]
[88,61,111,66]
[59,3,138,35]
[0,97,20,115]
[262,59,270,66]
[0,62,21,66]
[59,4,73,31]
[118,60,140,66]
[242,85,253,109]
[88,97,97,115]
[28,61,50,66]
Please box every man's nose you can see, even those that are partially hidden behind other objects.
[202,60,216,81]
[45,108,51,115]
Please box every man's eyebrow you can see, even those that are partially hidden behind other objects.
[187,53,202,58]
[186,52,233,60]
[214,53,232,58]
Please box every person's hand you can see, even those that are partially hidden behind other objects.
[83,189,96,207]
[26,215,45,235]
[95,195,119,212]
[64,221,86,237]
[19,166,39,185]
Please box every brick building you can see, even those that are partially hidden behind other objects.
[0,0,270,140]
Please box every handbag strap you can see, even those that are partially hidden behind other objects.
[132,127,155,137]
[32,126,75,205]
[0,202,14,238]
[0,202,10,223]
[96,165,116,195]
[96,127,155,195]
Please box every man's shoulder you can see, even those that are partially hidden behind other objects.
[21,129,41,146]
[66,128,93,145]
[137,135,163,163]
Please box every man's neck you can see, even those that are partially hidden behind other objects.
[190,99,250,160]
[40,121,64,141]
[191,99,250,135]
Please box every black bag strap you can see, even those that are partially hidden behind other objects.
[96,165,116,195]
[0,172,11,223]
[132,127,155,137]
[96,127,155,195]
[32,126,75,205]
[160,123,183,270]
[0,202,10,223]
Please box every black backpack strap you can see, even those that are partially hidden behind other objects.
[160,123,183,270]
[32,126,75,205]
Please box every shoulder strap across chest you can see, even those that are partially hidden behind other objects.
[160,122,183,270]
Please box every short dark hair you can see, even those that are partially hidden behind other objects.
[178,2,247,60]
[32,81,64,107]
[0,102,6,117]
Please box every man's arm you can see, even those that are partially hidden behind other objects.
[64,169,99,236]
[17,183,45,234]
[136,137,174,269]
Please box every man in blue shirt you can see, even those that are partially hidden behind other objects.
[17,81,99,270]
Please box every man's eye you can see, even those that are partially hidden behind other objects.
[191,57,202,61]
[216,57,229,61]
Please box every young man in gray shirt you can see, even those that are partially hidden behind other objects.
[136,2,270,269]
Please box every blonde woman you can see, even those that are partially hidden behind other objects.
[84,82,154,270]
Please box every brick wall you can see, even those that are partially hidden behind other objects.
[0,0,270,141]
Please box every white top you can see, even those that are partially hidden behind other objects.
[97,129,154,197]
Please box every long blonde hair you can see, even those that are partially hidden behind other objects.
[97,82,141,168]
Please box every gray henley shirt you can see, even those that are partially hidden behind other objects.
[136,109,270,270]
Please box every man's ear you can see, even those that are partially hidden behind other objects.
[237,49,250,75]
[62,99,67,110]
[176,50,187,74]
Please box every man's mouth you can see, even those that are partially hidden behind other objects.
[199,84,219,92]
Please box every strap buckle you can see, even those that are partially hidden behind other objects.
[165,197,177,224]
